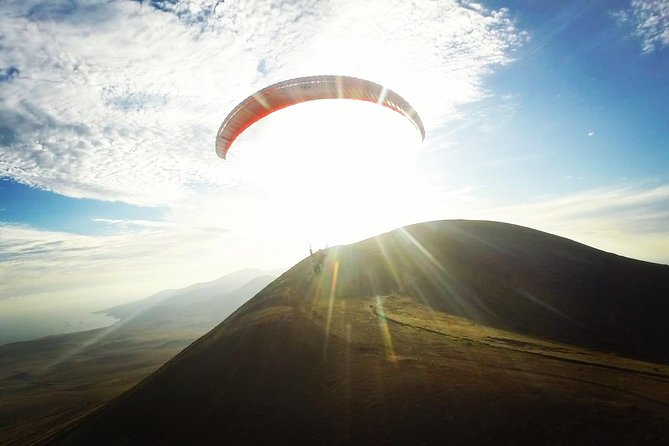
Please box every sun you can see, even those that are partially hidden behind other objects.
[228,99,427,247]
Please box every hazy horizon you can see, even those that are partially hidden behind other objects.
[0,308,118,346]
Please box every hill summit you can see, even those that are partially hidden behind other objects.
[50,220,669,445]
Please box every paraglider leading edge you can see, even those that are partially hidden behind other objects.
[215,75,425,159]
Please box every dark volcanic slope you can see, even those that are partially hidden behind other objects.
[49,220,669,445]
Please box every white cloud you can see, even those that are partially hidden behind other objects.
[0,0,525,206]
[0,220,286,307]
[474,183,669,264]
[90,217,172,228]
[615,0,669,53]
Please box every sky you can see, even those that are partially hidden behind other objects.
[0,0,668,340]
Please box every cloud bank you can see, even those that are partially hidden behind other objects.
[477,183,669,264]
[0,0,525,206]
[0,220,244,304]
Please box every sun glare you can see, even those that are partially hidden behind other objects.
[228,99,426,247]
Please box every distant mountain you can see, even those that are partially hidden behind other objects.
[48,221,669,445]
[100,268,285,323]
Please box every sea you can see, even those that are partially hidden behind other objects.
[0,310,119,347]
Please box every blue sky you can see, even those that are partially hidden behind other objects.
[0,178,163,234]
[0,0,667,338]
[434,0,668,199]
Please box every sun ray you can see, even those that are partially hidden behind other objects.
[398,227,447,274]
[375,295,397,363]
[396,227,488,321]
[322,260,340,358]
[375,236,404,290]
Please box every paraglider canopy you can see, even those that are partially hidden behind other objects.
[215,75,425,159]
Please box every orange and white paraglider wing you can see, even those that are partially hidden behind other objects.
[215,75,425,159]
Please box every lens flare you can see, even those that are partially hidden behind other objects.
[375,295,397,363]
[323,260,340,358]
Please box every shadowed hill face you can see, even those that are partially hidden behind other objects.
[308,220,669,362]
[48,220,669,445]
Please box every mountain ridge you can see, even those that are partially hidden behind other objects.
[48,219,669,445]
[98,267,286,321]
